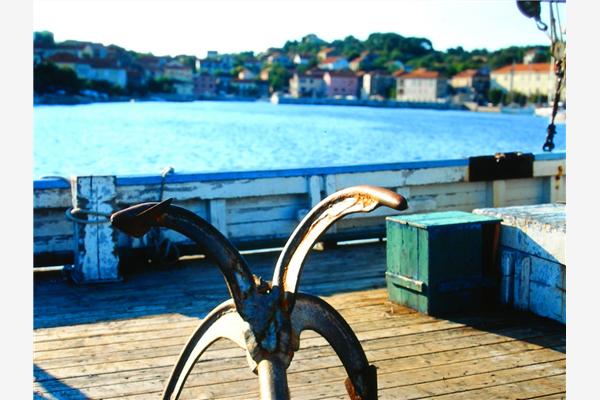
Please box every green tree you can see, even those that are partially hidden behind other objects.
[267,64,291,92]
[34,62,83,94]
[487,88,504,106]
[147,78,176,94]
[34,31,55,47]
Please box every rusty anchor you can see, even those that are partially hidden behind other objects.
[111,185,408,399]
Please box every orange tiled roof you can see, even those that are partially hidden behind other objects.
[398,68,441,79]
[320,56,344,64]
[47,53,86,64]
[492,63,551,74]
[453,69,478,78]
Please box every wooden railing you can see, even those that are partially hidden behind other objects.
[33,152,566,273]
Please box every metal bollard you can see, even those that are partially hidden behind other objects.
[111,185,408,400]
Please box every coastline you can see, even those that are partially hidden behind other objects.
[33,93,268,106]
[34,93,551,117]
[34,92,470,111]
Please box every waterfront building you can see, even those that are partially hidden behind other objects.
[126,65,147,89]
[47,53,127,88]
[194,73,217,97]
[135,55,165,81]
[395,68,448,102]
[163,61,194,83]
[197,55,234,75]
[361,70,395,99]
[90,59,128,88]
[47,53,95,79]
[162,60,194,95]
[197,57,220,75]
[289,70,325,98]
[490,63,562,100]
[215,73,234,94]
[318,56,349,71]
[34,41,91,63]
[230,79,260,97]
[323,70,358,98]
[450,68,490,103]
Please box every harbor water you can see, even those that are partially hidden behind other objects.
[33,101,566,179]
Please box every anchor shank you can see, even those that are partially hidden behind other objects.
[257,356,290,400]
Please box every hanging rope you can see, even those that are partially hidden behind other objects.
[144,166,180,266]
[543,1,566,152]
[517,0,566,152]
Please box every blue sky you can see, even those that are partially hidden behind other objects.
[34,0,565,57]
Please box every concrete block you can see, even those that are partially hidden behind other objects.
[529,281,564,323]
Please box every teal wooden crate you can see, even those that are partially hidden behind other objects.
[386,211,502,316]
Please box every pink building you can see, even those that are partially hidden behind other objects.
[323,70,358,98]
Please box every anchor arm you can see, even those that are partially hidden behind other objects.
[272,185,407,309]
[111,199,257,316]
[161,300,249,400]
[292,293,377,400]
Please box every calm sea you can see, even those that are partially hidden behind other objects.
[33,101,566,179]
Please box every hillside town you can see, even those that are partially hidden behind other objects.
[33,31,565,108]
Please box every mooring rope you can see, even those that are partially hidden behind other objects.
[145,166,181,266]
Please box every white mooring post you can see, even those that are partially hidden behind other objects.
[70,175,121,283]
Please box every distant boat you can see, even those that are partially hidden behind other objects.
[500,104,535,115]
[535,106,566,124]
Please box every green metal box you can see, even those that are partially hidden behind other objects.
[386,211,502,316]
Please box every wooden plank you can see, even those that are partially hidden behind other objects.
[333,167,467,190]
[307,175,323,207]
[117,176,309,203]
[34,330,563,399]
[492,179,506,207]
[208,199,227,236]
[505,177,546,204]
[34,187,72,209]
[228,203,302,224]
[227,219,297,240]
[71,175,120,282]
[33,243,566,400]
[288,351,565,400]
[33,234,72,255]
[533,159,566,177]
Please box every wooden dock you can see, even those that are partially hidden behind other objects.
[34,242,565,399]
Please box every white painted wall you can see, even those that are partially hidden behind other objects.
[34,156,566,267]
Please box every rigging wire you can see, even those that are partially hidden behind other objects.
[519,0,566,152]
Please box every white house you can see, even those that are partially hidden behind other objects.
[490,63,560,99]
[395,68,448,102]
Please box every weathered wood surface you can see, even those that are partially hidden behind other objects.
[34,242,565,399]
[33,153,566,266]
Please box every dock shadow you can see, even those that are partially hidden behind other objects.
[34,364,89,399]
[34,242,388,329]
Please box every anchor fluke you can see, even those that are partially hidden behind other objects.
[110,198,173,237]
